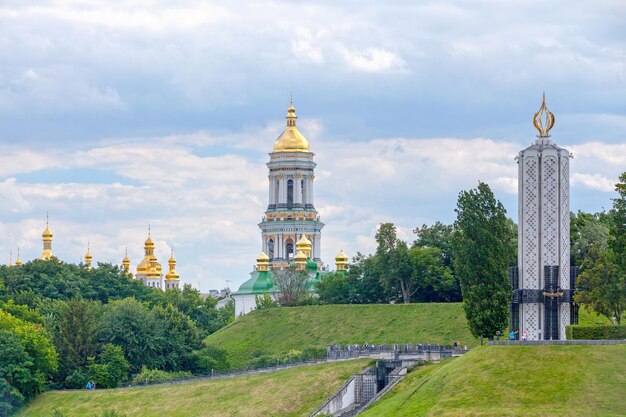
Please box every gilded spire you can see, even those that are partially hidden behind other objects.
[165,250,180,281]
[9,251,13,267]
[533,93,555,138]
[84,242,93,270]
[41,213,53,260]
[122,247,131,274]
[15,247,22,267]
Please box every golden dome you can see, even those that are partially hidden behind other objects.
[256,251,270,272]
[272,100,310,153]
[165,251,179,281]
[335,249,348,271]
[296,234,312,248]
[84,243,92,263]
[335,250,348,262]
[15,248,22,267]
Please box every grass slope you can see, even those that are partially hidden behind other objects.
[205,303,476,368]
[361,345,626,417]
[16,360,370,417]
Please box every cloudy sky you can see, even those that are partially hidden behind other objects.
[0,0,625,291]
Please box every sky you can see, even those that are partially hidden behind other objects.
[0,0,625,291]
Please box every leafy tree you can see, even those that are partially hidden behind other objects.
[49,298,102,383]
[0,300,45,325]
[151,304,203,371]
[570,210,611,267]
[413,221,455,268]
[87,344,129,388]
[375,224,414,303]
[0,311,57,414]
[452,182,512,339]
[97,298,162,372]
[315,272,352,304]
[255,292,278,309]
[0,330,32,417]
[409,247,458,302]
[576,173,626,324]
[273,265,310,306]
[576,245,623,324]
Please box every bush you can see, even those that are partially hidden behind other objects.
[566,325,626,340]
[131,367,192,385]
[188,345,230,373]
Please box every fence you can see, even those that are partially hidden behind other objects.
[326,343,468,360]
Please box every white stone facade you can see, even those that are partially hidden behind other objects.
[259,150,324,267]
[517,137,571,340]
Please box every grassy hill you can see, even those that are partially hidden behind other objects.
[205,303,477,369]
[15,360,370,417]
[361,345,626,417]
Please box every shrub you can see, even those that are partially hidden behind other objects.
[131,367,192,385]
[566,325,626,340]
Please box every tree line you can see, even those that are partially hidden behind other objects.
[0,262,232,416]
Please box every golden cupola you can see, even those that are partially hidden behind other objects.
[41,216,53,260]
[296,234,312,258]
[165,251,180,281]
[335,250,349,272]
[273,99,311,153]
[15,248,22,267]
[256,252,270,272]
[294,250,307,270]
[122,248,131,275]
[84,242,93,270]
[136,229,162,282]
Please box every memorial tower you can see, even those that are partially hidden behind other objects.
[511,95,577,340]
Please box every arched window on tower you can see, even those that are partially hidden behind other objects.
[285,239,294,260]
[287,179,294,208]
[275,180,280,205]
[268,238,275,260]
[301,179,305,204]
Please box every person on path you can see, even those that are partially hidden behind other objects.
[522,329,528,341]
[509,330,518,340]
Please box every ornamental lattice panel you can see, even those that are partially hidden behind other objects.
[560,157,570,289]
[522,303,539,340]
[522,157,539,289]
[560,304,570,339]
[541,156,558,268]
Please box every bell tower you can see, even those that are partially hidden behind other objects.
[259,100,324,269]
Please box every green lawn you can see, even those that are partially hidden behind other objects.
[16,360,370,417]
[361,345,626,417]
[205,303,477,369]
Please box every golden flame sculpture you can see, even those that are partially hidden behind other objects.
[533,93,555,138]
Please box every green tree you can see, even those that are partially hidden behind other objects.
[576,173,626,324]
[87,344,129,388]
[409,246,458,302]
[376,224,413,303]
[151,303,203,371]
[452,182,512,339]
[0,330,32,417]
[413,221,455,268]
[0,311,57,415]
[49,298,102,383]
[273,265,310,306]
[315,272,352,304]
[570,210,610,267]
[97,298,161,372]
